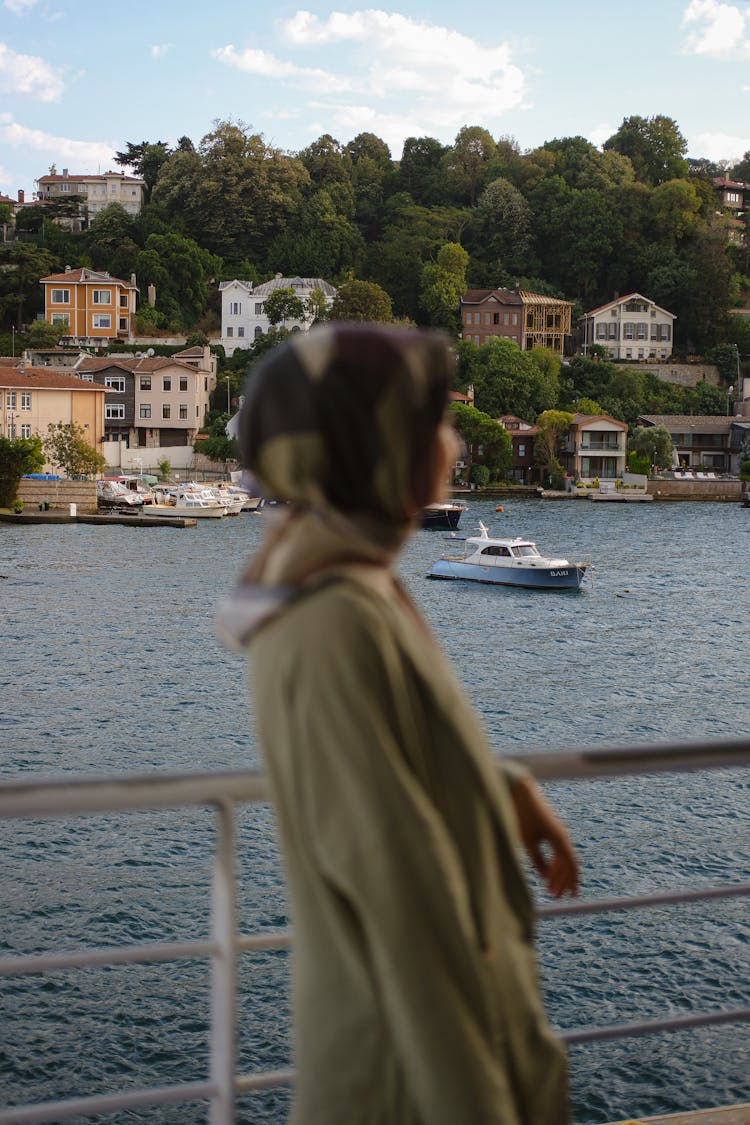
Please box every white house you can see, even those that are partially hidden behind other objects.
[218,275,337,356]
[580,293,676,361]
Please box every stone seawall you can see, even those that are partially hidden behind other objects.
[646,479,742,501]
[16,479,97,512]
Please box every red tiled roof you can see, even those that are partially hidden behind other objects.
[0,367,106,390]
[39,267,137,288]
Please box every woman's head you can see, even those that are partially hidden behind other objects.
[238,322,455,526]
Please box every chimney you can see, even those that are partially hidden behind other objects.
[17,189,24,204]
[148,284,156,307]
[130,273,136,286]
[62,168,68,177]
[65,264,71,273]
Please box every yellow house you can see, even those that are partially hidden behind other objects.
[1,364,107,467]
[39,267,139,346]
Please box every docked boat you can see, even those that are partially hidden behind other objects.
[428,522,588,589]
[97,480,143,510]
[146,488,228,518]
[420,501,467,529]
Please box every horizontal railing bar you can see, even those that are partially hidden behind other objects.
[0,939,218,977]
[0,738,748,820]
[0,1080,216,1125]
[538,881,750,918]
[235,1068,295,1093]
[236,930,291,953]
[561,1005,750,1045]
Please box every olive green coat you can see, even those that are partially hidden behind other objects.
[249,566,568,1125]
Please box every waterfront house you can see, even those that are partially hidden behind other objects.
[0,364,106,456]
[460,288,573,354]
[498,414,537,483]
[562,413,628,480]
[637,414,732,473]
[39,267,139,347]
[713,173,749,245]
[580,293,675,361]
[34,168,145,229]
[219,276,337,356]
[74,351,215,453]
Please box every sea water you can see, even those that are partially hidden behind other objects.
[1,497,748,1123]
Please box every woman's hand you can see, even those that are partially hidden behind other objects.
[510,775,580,898]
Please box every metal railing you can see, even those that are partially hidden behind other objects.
[0,738,748,1124]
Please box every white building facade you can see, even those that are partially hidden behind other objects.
[219,276,337,356]
[580,293,676,361]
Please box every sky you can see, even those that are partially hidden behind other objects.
[1,0,750,197]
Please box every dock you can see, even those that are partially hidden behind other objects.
[603,1105,750,1124]
[0,510,197,528]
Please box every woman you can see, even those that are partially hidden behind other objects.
[219,322,579,1124]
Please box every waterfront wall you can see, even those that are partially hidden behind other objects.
[635,363,721,388]
[16,479,97,511]
[647,479,742,501]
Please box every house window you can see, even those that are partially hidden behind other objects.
[51,289,70,303]
[162,404,171,419]
[230,301,241,314]
[104,376,125,391]
[79,372,94,382]
[119,318,127,331]
[624,324,634,340]
[140,404,151,419]
[226,327,233,337]
[179,404,188,420]
[7,391,16,408]
[21,424,31,439]
[502,312,509,325]
[238,327,245,337]
[518,443,526,457]
[637,323,647,339]
[140,376,151,391]
[92,290,111,304]
[179,377,188,392]
[204,378,208,391]
[254,326,263,339]
[484,313,491,325]
[92,314,111,329]
[51,313,70,326]
[20,392,31,410]
[105,404,125,420]
[511,313,518,326]
[163,376,171,391]
[120,295,128,307]
[255,302,264,314]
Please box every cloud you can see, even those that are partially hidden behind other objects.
[681,0,750,56]
[150,43,175,60]
[213,10,528,151]
[690,129,750,161]
[0,42,63,100]
[211,44,351,91]
[587,122,616,149]
[3,0,39,12]
[0,113,118,171]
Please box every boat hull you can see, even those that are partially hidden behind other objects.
[428,559,587,588]
[420,504,466,530]
[141,503,228,519]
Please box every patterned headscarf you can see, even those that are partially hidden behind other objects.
[238,322,454,528]
[219,323,454,647]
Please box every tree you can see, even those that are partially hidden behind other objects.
[629,424,674,470]
[43,422,106,477]
[398,137,448,205]
[263,287,305,327]
[0,435,44,507]
[114,140,172,195]
[603,115,688,186]
[135,232,221,330]
[27,320,65,347]
[419,242,469,333]
[468,177,533,280]
[329,280,393,322]
[0,243,55,326]
[306,287,331,326]
[534,410,573,485]
[449,403,512,482]
[442,126,497,206]
[460,338,559,419]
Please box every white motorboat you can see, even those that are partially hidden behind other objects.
[428,522,588,589]
[146,488,228,518]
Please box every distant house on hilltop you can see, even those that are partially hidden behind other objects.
[219,275,337,356]
[34,168,145,230]
[580,293,675,361]
[459,288,573,354]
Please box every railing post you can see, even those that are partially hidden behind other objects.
[210,801,238,1125]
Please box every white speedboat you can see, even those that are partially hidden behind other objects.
[428,522,588,589]
[146,489,228,518]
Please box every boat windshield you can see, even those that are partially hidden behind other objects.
[511,544,540,557]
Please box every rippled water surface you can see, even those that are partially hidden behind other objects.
[1,498,749,1123]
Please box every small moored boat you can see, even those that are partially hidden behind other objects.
[428,522,588,589]
[420,501,467,530]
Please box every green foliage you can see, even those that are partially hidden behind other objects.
[263,287,306,326]
[629,424,674,470]
[470,463,490,487]
[329,279,393,322]
[157,457,171,480]
[603,115,688,186]
[534,410,574,481]
[27,319,65,346]
[0,435,44,506]
[628,451,652,475]
[419,242,468,333]
[194,411,238,462]
[43,422,106,477]
[459,338,559,419]
[450,402,512,480]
